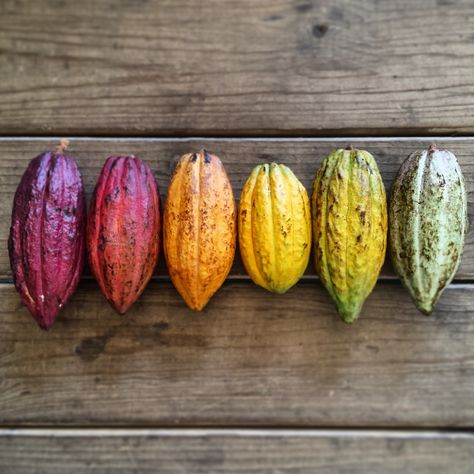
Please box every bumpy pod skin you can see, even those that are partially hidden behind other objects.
[164,150,236,311]
[389,146,467,315]
[312,148,387,323]
[8,148,86,330]
[239,163,311,294]
[87,156,161,314]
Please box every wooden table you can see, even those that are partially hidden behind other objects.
[1,1,473,472]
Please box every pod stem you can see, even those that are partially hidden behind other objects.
[428,143,438,153]
[200,148,212,163]
[55,139,70,154]
[345,144,354,151]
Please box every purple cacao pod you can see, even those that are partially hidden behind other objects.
[8,141,86,330]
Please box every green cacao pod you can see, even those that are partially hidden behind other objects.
[389,145,468,314]
[312,147,387,323]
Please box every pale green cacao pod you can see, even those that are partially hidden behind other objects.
[389,146,468,315]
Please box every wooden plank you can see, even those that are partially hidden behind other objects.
[0,137,473,278]
[1,429,473,474]
[1,280,473,427]
[1,0,474,135]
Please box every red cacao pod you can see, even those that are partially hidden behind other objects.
[87,156,160,314]
[8,141,86,330]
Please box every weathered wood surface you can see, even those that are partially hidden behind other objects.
[1,281,473,426]
[1,0,474,135]
[3,0,474,470]
[1,429,473,474]
[1,137,473,278]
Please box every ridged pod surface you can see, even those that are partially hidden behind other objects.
[8,141,85,330]
[312,148,387,323]
[87,156,160,314]
[389,146,467,315]
[164,150,236,310]
[239,163,311,293]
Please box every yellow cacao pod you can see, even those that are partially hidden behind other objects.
[239,163,311,294]
[164,150,236,311]
[312,148,387,323]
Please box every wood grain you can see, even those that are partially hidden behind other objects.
[1,429,473,473]
[1,137,473,278]
[1,0,474,135]
[1,280,473,427]
[3,1,474,469]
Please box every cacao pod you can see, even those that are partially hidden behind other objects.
[87,155,160,314]
[389,145,467,314]
[239,163,311,293]
[8,140,86,330]
[312,147,387,323]
[164,150,236,310]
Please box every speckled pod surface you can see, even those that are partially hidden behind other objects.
[312,148,387,323]
[9,144,86,330]
[163,150,236,311]
[239,163,311,294]
[389,146,467,314]
[87,155,161,314]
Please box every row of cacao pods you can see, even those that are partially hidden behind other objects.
[9,141,467,330]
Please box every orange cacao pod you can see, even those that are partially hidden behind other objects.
[164,150,236,310]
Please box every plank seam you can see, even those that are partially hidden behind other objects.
[0,130,474,139]
[3,279,474,286]
[2,136,474,142]
[1,428,474,439]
